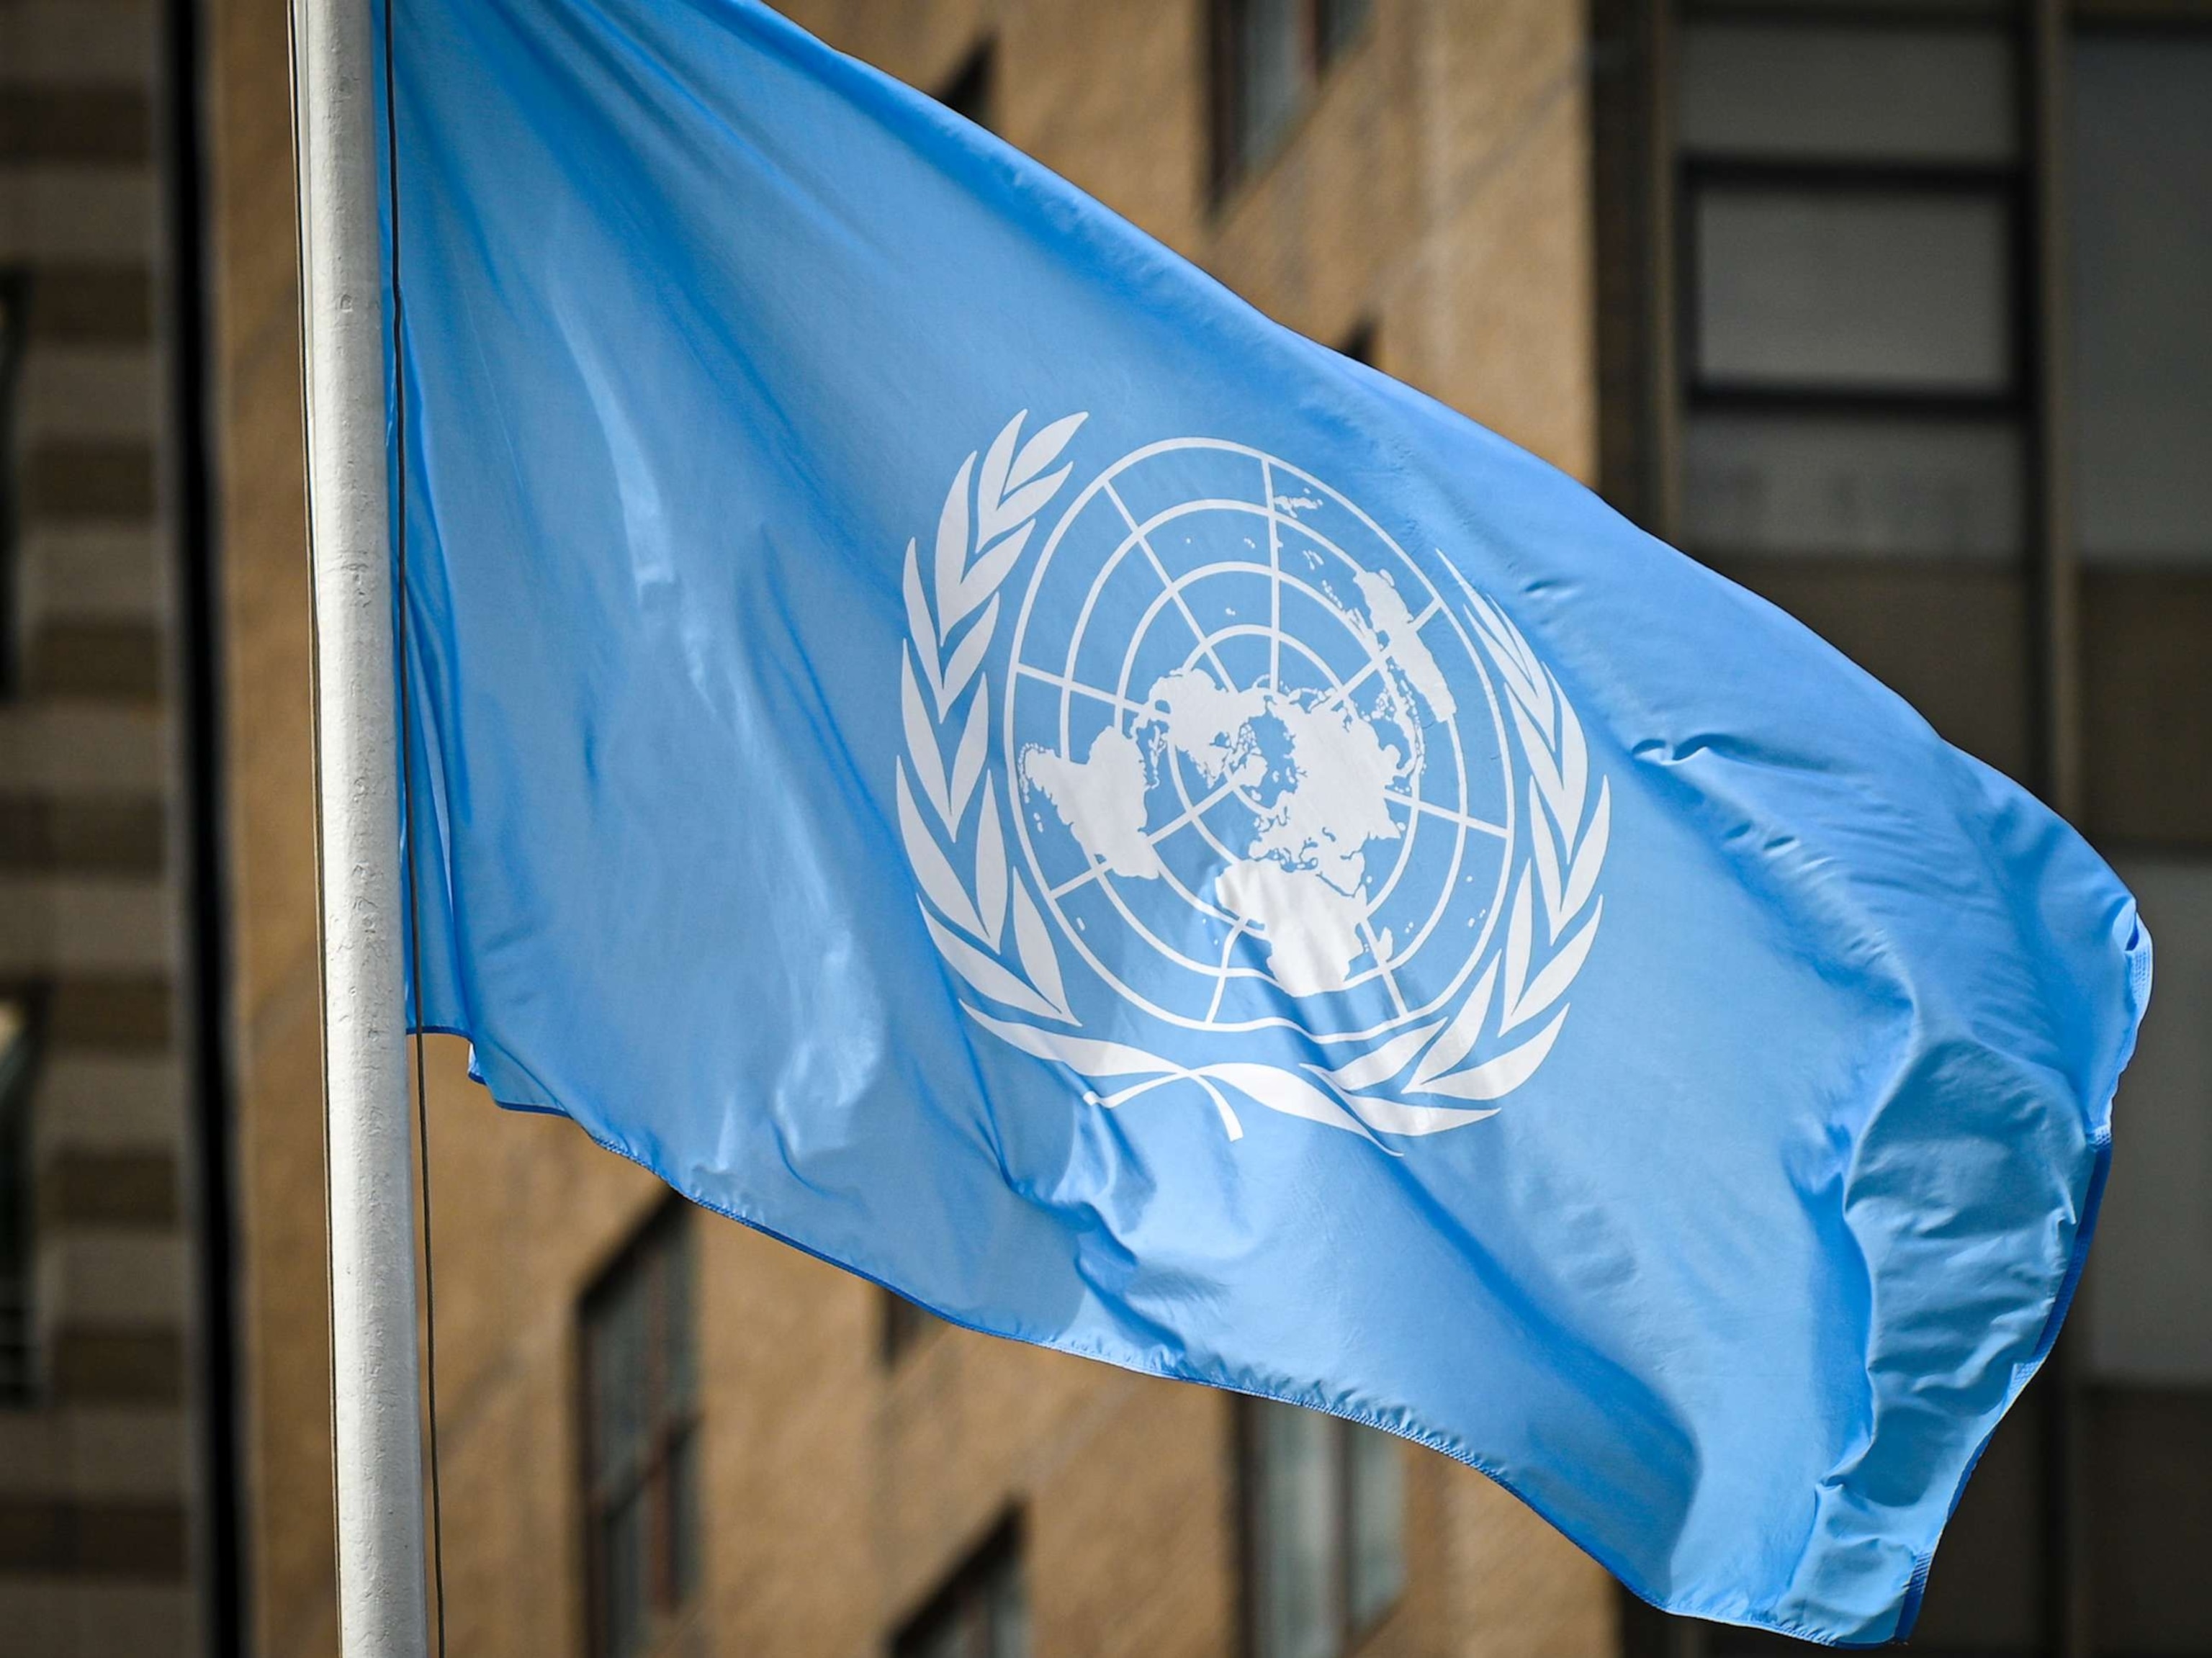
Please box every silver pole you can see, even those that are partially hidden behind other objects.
[290,0,431,1645]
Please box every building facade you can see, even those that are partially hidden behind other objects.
[1587,5,2212,1654]
[1,0,2205,1655]
[0,0,230,1648]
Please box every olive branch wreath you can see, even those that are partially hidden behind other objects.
[896,414,1609,1143]
[896,410,1085,1028]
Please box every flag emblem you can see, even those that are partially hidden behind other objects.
[898,414,1611,1140]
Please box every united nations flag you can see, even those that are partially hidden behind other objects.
[385,0,2149,1644]
[899,422,1609,1140]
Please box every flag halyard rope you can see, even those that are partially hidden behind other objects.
[377,0,449,1651]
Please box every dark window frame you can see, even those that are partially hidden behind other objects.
[881,1287,938,1367]
[1664,4,2039,572]
[579,1199,702,1658]
[1238,1400,1405,1658]
[1676,160,2035,420]
[1209,0,1374,200]
[889,1509,1027,1658]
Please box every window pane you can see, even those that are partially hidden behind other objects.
[589,1273,649,1487]
[2081,569,2212,845]
[663,1215,695,1414]
[1714,561,2032,781]
[2088,1389,2212,1654]
[583,1208,700,1653]
[1253,1401,1343,1658]
[894,1523,1026,1658]
[602,1490,648,1658]
[1236,0,1304,171]
[883,1291,938,1365]
[2069,37,2212,564]
[987,1551,1028,1658]
[1346,1427,1404,1631]
[2087,857,2212,1383]
[1684,414,2023,559]
[1681,24,2013,163]
[1694,189,2012,392]
[667,1425,702,1606]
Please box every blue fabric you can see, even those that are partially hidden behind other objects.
[384,0,2149,1641]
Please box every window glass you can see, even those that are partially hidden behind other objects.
[2088,857,2212,1383]
[583,1206,700,1658]
[2081,568,2212,845]
[1694,189,2012,392]
[894,1520,1027,1658]
[1246,1402,1403,1657]
[1684,414,2023,559]
[1346,1426,1404,1630]
[601,1490,647,1658]
[985,1555,1029,1658]
[589,1268,647,1486]
[1236,0,1305,172]
[1255,1401,1342,1658]
[1679,24,2015,163]
[2069,37,2212,564]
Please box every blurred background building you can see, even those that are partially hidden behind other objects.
[0,0,2204,1655]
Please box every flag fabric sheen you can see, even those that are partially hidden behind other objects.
[386,0,2149,1641]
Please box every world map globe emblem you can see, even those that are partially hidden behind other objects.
[1004,439,1516,1044]
[897,413,1608,1137]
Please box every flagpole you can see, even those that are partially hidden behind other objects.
[291,0,432,1644]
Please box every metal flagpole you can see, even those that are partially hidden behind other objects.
[290,0,431,1644]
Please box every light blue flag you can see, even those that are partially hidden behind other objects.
[386,0,2149,1641]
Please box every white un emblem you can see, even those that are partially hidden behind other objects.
[896,414,1609,1143]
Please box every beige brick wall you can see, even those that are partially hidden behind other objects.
[204,2,1616,1654]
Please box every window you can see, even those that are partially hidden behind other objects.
[2089,858,2212,1383]
[1593,7,2212,1652]
[935,40,997,134]
[892,1514,1027,1658]
[881,1287,940,1366]
[1211,0,1372,192]
[1244,1400,1404,1658]
[2069,34,2212,565]
[582,1202,701,1658]
[0,996,35,1403]
[1673,14,2025,564]
[0,271,27,695]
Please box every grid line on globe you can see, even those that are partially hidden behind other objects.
[1006,441,1518,1042]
